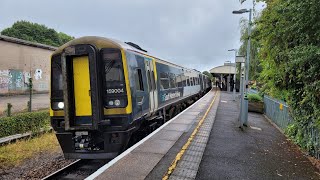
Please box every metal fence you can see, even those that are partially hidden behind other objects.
[249,89,319,159]
[263,95,293,130]
[264,95,320,159]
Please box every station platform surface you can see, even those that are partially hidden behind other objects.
[87,90,319,180]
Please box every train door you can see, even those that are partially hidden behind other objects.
[145,58,158,113]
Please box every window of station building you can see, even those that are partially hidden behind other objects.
[160,72,170,90]
[135,69,144,91]
[186,76,190,86]
[169,73,177,88]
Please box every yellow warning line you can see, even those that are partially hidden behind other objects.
[162,90,219,180]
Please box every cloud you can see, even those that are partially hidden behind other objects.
[0,0,261,71]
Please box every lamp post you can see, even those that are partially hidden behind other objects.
[233,8,252,126]
[228,49,237,101]
[225,60,231,93]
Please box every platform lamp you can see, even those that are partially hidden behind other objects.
[233,8,252,126]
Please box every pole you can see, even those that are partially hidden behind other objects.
[243,9,252,126]
[233,50,237,101]
[28,77,33,112]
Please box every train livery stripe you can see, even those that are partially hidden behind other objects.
[73,56,92,116]
[152,58,157,81]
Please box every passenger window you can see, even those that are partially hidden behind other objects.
[176,75,182,87]
[160,72,170,90]
[169,73,176,88]
[186,76,190,86]
[190,77,193,86]
[147,70,152,91]
[151,71,156,90]
[135,69,144,91]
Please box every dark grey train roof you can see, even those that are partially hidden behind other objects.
[53,36,203,74]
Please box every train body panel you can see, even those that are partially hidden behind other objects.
[50,36,212,159]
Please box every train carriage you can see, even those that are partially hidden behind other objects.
[50,36,211,159]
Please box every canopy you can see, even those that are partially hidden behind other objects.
[209,63,236,76]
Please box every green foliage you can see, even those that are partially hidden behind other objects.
[1,20,74,47]
[238,18,262,81]
[251,0,320,157]
[202,71,214,81]
[247,93,263,102]
[0,111,50,138]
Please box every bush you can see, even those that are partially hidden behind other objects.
[247,93,263,102]
[0,111,50,138]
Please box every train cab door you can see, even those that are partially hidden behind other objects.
[144,58,158,113]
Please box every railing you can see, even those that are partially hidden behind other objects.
[258,92,320,159]
[263,95,293,130]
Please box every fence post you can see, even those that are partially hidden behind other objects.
[7,103,12,117]
[28,77,33,112]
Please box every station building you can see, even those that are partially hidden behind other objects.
[0,35,56,95]
[209,61,237,92]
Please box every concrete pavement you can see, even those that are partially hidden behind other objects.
[196,92,319,179]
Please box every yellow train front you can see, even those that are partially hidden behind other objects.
[50,37,135,159]
[50,36,211,159]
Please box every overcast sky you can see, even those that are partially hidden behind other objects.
[0,0,263,72]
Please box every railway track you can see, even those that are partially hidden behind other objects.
[42,159,110,180]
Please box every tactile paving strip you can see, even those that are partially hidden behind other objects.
[169,92,220,180]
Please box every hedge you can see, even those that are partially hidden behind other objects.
[247,93,263,102]
[0,111,50,138]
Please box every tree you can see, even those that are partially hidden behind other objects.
[1,20,74,47]
[254,0,320,154]
[202,71,213,80]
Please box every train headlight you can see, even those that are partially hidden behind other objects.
[57,102,64,109]
[52,102,64,110]
[114,99,121,106]
[108,101,114,106]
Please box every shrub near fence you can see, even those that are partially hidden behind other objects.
[0,111,50,138]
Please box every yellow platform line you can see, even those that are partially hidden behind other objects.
[162,90,219,180]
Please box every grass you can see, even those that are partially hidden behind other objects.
[0,133,60,169]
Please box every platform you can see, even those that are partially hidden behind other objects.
[86,90,319,180]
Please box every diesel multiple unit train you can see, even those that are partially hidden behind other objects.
[50,36,212,159]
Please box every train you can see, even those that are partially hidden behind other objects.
[50,36,212,159]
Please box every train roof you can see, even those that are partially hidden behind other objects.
[53,36,198,73]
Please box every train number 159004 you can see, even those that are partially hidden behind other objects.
[106,88,124,94]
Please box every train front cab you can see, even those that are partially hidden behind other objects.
[50,42,134,159]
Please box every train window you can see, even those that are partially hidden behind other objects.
[102,49,125,88]
[176,75,183,87]
[169,73,176,88]
[51,55,63,99]
[160,72,170,90]
[186,76,190,86]
[147,70,152,91]
[135,69,144,91]
[181,75,186,87]
[190,77,194,86]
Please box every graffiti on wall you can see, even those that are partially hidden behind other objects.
[0,68,48,94]
[0,70,12,89]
